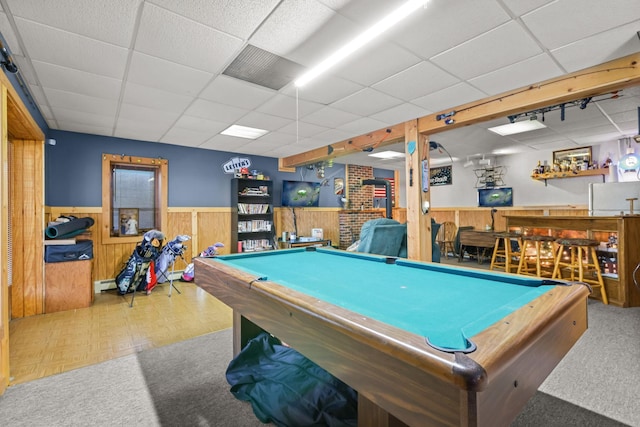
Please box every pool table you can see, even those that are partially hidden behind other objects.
[194,247,589,427]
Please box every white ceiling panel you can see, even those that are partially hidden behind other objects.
[256,94,324,120]
[391,0,511,59]
[2,0,639,170]
[122,82,193,113]
[373,61,460,101]
[469,54,563,96]
[14,18,129,79]
[236,111,293,132]
[135,3,243,74]
[550,20,640,73]
[522,0,640,51]
[431,21,543,81]
[332,41,422,86]
[411,83,487,113]
[127,52,213,96]
[6,0,141,47]
[250,0,336,57]
[148,0,281,40]
[283,75,364,105]
[200,75,275,110]
[331,88,403,116]
[185,99,249,123]
[43,88,118,116]
[33,61,122,100]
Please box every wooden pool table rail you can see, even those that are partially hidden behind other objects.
[195,255,588,427]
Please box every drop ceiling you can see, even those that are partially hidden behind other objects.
[1,0,639,170]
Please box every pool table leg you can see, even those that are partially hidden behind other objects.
[232,311,265,356]
[358,395,407,427]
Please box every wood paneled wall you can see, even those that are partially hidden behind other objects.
[430,206,589,232]
[11,139,44,318]
[44,206,343,285]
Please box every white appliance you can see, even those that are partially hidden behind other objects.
[588,182,640,216]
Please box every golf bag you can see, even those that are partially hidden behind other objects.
[115,230,165,295]
[154,234,191,285]
[181,242,224,282]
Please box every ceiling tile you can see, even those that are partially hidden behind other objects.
[411,83,487,113]
[33,60,122,100]
[199,134,252,152]
[391,0,511,59]
[148,0,280,39]
[135,3,244,73]
[53,106,116,129]
[521,0,640,50]
[332,41,422,86]
[255,94,324,120]
[369,103,432,125]
[331,88,402,116]
[277,121,329,138]
[250,0,336,57]
[431,21,543,80]
[373,61,460,101]
[114,117,170,142]
[0,11,22,55]
[171,115,227,134]
[14,17,129,79]
[302,106,361,128]
[117,103,182,127]
[337,116,388,136]
[161,126,214,147]
[199,75,275,109]
[236,111,293,131]
[550,20,640,73]
[282,75,364,105]
[127,52,213,96]
[185,99,249,123]
[6,0,141,47]
[43,88,118,116]
[469,54,563,96]
[55,120,114,136]
[501,0,554,17]
[122,82,193,113]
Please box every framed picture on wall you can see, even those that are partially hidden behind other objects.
[119,208,139,236]
[553,146,592,166]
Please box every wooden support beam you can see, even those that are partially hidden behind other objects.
[419,51,640,135]
[279,51,640,168]
[404,120,431,262]
[280,124,405,168]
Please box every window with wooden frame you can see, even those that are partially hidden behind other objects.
[101,154,168,244]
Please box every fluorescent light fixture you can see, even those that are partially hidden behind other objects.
[488,119,546,136]
[294,0,428,87]
[368,150,404,159]
[221,125,268,139]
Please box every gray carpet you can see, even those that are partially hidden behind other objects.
[0,301,637,427]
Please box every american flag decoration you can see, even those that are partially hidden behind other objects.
[374,178,394,199]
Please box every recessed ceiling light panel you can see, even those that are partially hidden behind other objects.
[221,125,269,139]
[488,120,546,136]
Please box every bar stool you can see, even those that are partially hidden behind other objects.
[552,238,609,304]
[517,235,556,277]
[490,232,522,273]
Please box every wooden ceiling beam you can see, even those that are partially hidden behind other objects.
[279,124,405,169]
[418,51,640,135]
[280,51,640,168]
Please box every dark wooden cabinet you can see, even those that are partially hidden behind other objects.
[231,178,275,253]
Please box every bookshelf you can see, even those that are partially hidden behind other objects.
[231,178,275,253]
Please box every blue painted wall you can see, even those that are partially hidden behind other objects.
[45,129,396,208]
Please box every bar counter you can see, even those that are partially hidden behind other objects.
[505,215,640,307]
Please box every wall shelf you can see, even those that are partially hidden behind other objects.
[531,168,606,186]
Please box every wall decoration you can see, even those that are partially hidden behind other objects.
[119,208,139,236]
[553,146,592,169]
[222,156,251,174]
[430,165,452,186]
[333,178,344,195]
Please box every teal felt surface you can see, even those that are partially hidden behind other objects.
[214,249,554,352]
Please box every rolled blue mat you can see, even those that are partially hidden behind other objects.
[45,217,95,239]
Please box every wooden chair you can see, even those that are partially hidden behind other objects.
[552,238,608,304]
[436,221,457,259]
